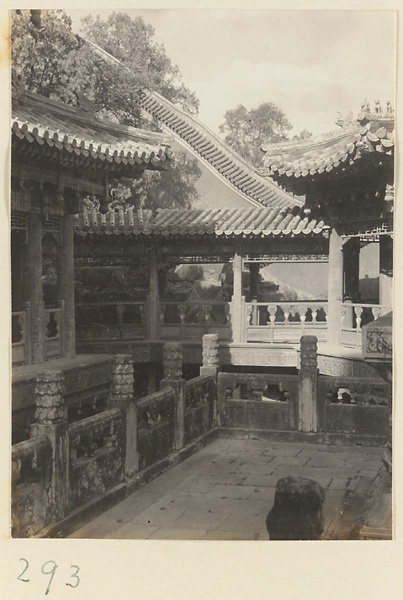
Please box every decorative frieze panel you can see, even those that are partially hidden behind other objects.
[11,211,27,231]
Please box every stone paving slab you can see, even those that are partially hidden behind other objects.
[68,438,384,540]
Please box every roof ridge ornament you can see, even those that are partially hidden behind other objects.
[335,111,354,129]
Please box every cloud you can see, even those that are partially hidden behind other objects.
[189,57,395,136]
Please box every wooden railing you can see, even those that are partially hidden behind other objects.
[45,303,63,360]
[75,301,146,342]
[340,303,392,349]
[12,304,30,366]
[160,300,231,341]
[245,301,328,344]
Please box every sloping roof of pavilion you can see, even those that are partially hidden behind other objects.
[83,38,302,210]
[258,103,394,188]
[139,91,302,209]
[12,91,173,170]
[75,206,327,238]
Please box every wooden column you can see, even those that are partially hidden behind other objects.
[148,250,160,340]
[57,215,75,358]
[23,213,45,363]
[327,228,344,347]
[231,250,244,343]
[379,235,393,308]
[343,237,360,328]
[343,238,360,301]
[249,262,260,301]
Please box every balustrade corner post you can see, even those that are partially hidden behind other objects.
[160,342,185,450]
[298,336,319,433]
[30,370,69,522]
[110,354,138,478]
[200,334,220,426]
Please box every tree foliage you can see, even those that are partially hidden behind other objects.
[219,102,293,167]
[219,103,312,167]
[11,9,201,210]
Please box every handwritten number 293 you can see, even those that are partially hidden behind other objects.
[18,559,80,594]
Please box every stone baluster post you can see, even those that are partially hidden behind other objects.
[327,227,344,347]
[110,354,138,477]
[200,334,220,426]
[30,370,68,521]
[160,342,185,450]
[231,250,244,343]
[298,336,319,432]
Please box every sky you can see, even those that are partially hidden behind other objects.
[66,9,396,136]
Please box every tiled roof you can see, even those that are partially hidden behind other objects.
[81,38,301,210]
[259,103,394,184]
[75,206,327,238]
[140,91,302,209]
[12,91,173,169]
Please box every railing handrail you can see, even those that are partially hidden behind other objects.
[341,302,392,309]
[76,301,146,307]
[12,310,26,317]
[245,300,328,306]
[183,374,215,390]
[69,408,122,439]
[12,435,50,461]
[161,300,230,306]
[137,388,175,409]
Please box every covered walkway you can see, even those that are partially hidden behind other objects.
[69,437,384,540]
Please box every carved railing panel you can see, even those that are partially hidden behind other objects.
[183,375,215,444]
[340,303,392,349]
[12,436,52,536]
[44,306,63,360]
[245,301,328,344]
[12,310,28,366]
[137,388,176,469]
[68,408,124,507]
[160,301,231,341]
[75,301,146,341]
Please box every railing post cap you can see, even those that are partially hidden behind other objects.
[35,370,65,384]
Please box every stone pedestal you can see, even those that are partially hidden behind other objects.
[110,354,138,477]
[298,336,318,432]
[266,476,325,540]
[30,370,68,521]
[160,342,185,450]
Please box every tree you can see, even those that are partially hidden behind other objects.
[11,9,201,210]
[219,102,293,167]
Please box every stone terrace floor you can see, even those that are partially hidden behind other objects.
[69,438,384,540]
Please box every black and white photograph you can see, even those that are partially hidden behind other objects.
[9,8,395,545]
